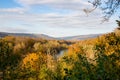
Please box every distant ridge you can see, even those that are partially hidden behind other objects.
[0,32,102,40]
[0,32,55,40]
[58,34,102,40]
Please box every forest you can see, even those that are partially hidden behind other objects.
[1,0,120,80]
[0,26,120,80]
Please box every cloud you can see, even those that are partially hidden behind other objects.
[0,0,116,37]
[0,11,114,29]
[16,0,92,11]
[0,26,27,33]
[0,7,27,14]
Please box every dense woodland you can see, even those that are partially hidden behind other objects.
[0,28,120,80]
[1,0,120,80]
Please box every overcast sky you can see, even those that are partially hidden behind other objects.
[0,0,118,37]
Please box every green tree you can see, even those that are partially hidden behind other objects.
[0,39,21,79]
[94,33,120,80]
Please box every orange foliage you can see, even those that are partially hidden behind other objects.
[22,53,39,69]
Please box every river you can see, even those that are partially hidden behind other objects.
[56,49,68,58]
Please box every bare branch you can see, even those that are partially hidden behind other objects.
[87,0,120,20]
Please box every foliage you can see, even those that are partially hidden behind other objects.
[94,32,120,79]
[0,33,120,80]
[57,32,120,80]
[116,20,120,27]
[0,39,21,79]
[0,36,70,79]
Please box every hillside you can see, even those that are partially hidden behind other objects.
[59,34,102,40]
[0,32,55,40]
[0,32,101,40]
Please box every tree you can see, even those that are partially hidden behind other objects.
[87,0,120,20]
[116,20,120,27]
[0,39,21,79]
[94,33,120,79]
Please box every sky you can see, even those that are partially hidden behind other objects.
[0,0,118,37]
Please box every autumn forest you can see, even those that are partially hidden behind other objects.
[1,0,120,80]
[0,25,120,80]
